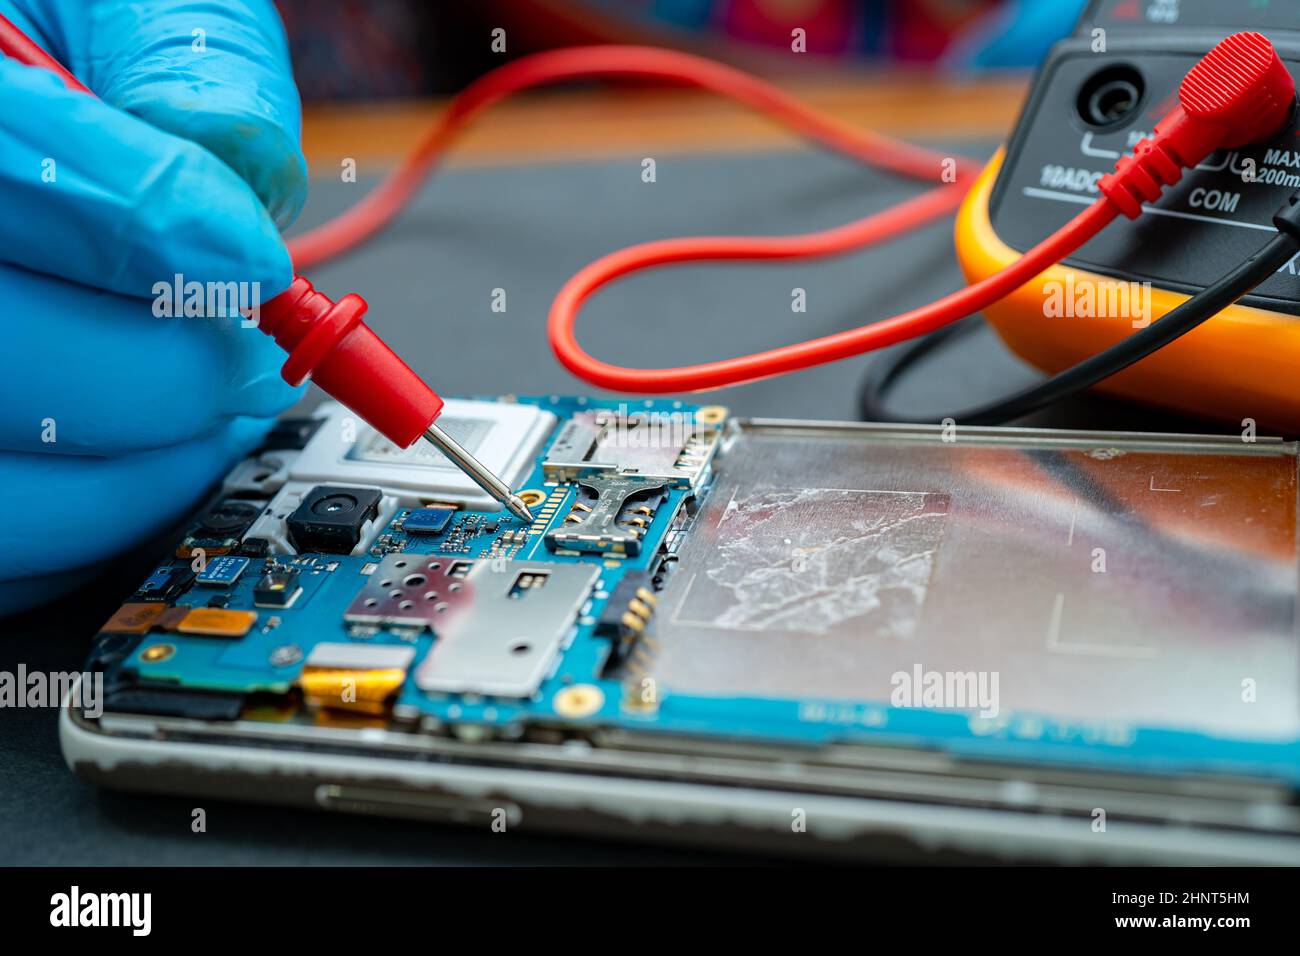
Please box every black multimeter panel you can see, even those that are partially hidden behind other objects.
[988,0,1300,315]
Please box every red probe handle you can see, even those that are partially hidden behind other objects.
[259,278,444,448]
[1100,32,1295,218]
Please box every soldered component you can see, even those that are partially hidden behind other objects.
[370,532,404,555]
[100,602,166,635]
[254,570,302,608]
[176,608,258,638]
[176,499,263,558]
[238,537,271,558]
[595,571,658,672]
[412,560,600,697]
[134,566,194,604]
[344,554,468,629]
[195,555,250,588]
[545,478,667,556]
[401,507,454,535]
[542,409,721,489]
[440,513,488,552]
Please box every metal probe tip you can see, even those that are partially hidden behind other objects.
[421,424,534,524]
[505,494,535,524]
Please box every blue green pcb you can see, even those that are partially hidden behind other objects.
[107,396,1300,788]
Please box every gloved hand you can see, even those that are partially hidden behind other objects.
[0,0,307,614]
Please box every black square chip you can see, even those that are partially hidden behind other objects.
[286,485,383,554]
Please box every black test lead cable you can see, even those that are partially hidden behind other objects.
[858,193,1300,426]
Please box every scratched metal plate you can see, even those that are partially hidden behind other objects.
[651,420,1300,740]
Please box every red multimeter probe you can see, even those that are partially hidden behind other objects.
[1,13,1293,442]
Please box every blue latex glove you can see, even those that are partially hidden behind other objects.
[0,0,308,613]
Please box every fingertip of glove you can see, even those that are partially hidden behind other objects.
[84,1,309,227]
[129,95,309,228]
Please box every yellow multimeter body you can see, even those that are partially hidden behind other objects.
[955,0,1300,429]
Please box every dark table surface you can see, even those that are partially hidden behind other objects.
[1,144,1213,865]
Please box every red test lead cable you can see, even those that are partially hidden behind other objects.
[1,22,1293,409]
[550,32,1296,391]
[286,34,1294,393]
[284,46,980,270]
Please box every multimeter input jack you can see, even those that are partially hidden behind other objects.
[1077,65,1145,129]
